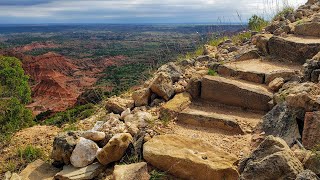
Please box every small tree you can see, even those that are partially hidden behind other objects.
[248,15,269,32]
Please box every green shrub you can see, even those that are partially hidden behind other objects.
[44,103,95,127]
[248,15,269,32]
[17,145,44,163]
[273,7,294,21]
[231,32,252,44]
[0,56,33,141]
[208,36,229,47]
[208,69,218,76]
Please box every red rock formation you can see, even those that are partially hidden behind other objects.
[2,47,126,115]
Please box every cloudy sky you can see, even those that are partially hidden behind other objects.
[0,0,306,24]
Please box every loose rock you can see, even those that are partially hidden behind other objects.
[96,133,133,165]
[113,162,150,180]
[70,137,99,168]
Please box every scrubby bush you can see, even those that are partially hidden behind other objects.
[248,15,269,32]
[0,56,33,141]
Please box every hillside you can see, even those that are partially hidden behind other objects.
[2,0,320,179]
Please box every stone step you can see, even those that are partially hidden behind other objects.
[217,59,300,84]
[268,35,320,64]
[201,75,273,111]
[177,101,263,135]
[295,22,320,37]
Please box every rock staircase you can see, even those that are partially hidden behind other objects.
[170,23,320,158]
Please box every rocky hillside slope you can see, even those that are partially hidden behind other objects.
[3,0,320,179]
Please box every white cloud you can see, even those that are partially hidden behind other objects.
[0,0,307,23]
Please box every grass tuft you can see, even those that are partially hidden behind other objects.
[208,69,218,76]
[150,170,167,180]
[17,145,44,163]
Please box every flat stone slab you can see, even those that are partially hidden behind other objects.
[268,35,320,64]
[217,59,300,84]
[177,101,263,134]
[143,134,239,180]
[55,162,105,180]
[201,76,273,111]
[19,159,60,180]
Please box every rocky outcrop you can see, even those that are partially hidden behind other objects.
[113,162,150,180]
[96,133,133,165]
[239,136,304,180]
[262,103,303,146]
[143,134,239,180]
[303,52,320,82]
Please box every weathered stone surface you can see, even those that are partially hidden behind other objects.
[239,136,304,180]
[132,88,151,107]
[92,114,128,146]
[265,70,299,84]
[295,22,320,37]
[143,134,239,180]
[196,55,210,62]
[161,92,191,117]
[81,130,105,141]
[55,162,105,180]
[303,111,320,149]
[8,173,21,180]
[157,62,183,82]
[236,49,261,61]
[105,97,134,114]
[19,159,60,180]
[295,170,319,180]
[124,111,152,131]
[262,103,303,146]
[203,44,217,55]
[274,82,320,111]
[120,108,131,120]
[52,131,81,167]
[304,152,320,176]
[186,76,202,98]
[113,162,150,180]
[70,137,99,168]
[268,77,285,91]
[201,75,272,111]
[96,133,133,165]
[150,73,174,101]
[253,34,272,55]
[268,35,320,64]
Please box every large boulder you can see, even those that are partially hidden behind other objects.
[96,133,133,165]
[150,73,174,101]
[143,134,239,180]
[295,22,320,37]
[70,137,99,168]
[239,136,304,180]
[303,111,320,149]
[55,162,105,180]
[157,62,183,82]
[51,131,81,167]
[113,162,150,180]
[105,97,134,114]
[132,88,151,107]
[19,159,60,180]
[262,103,303,146]
[160,92,191,117]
